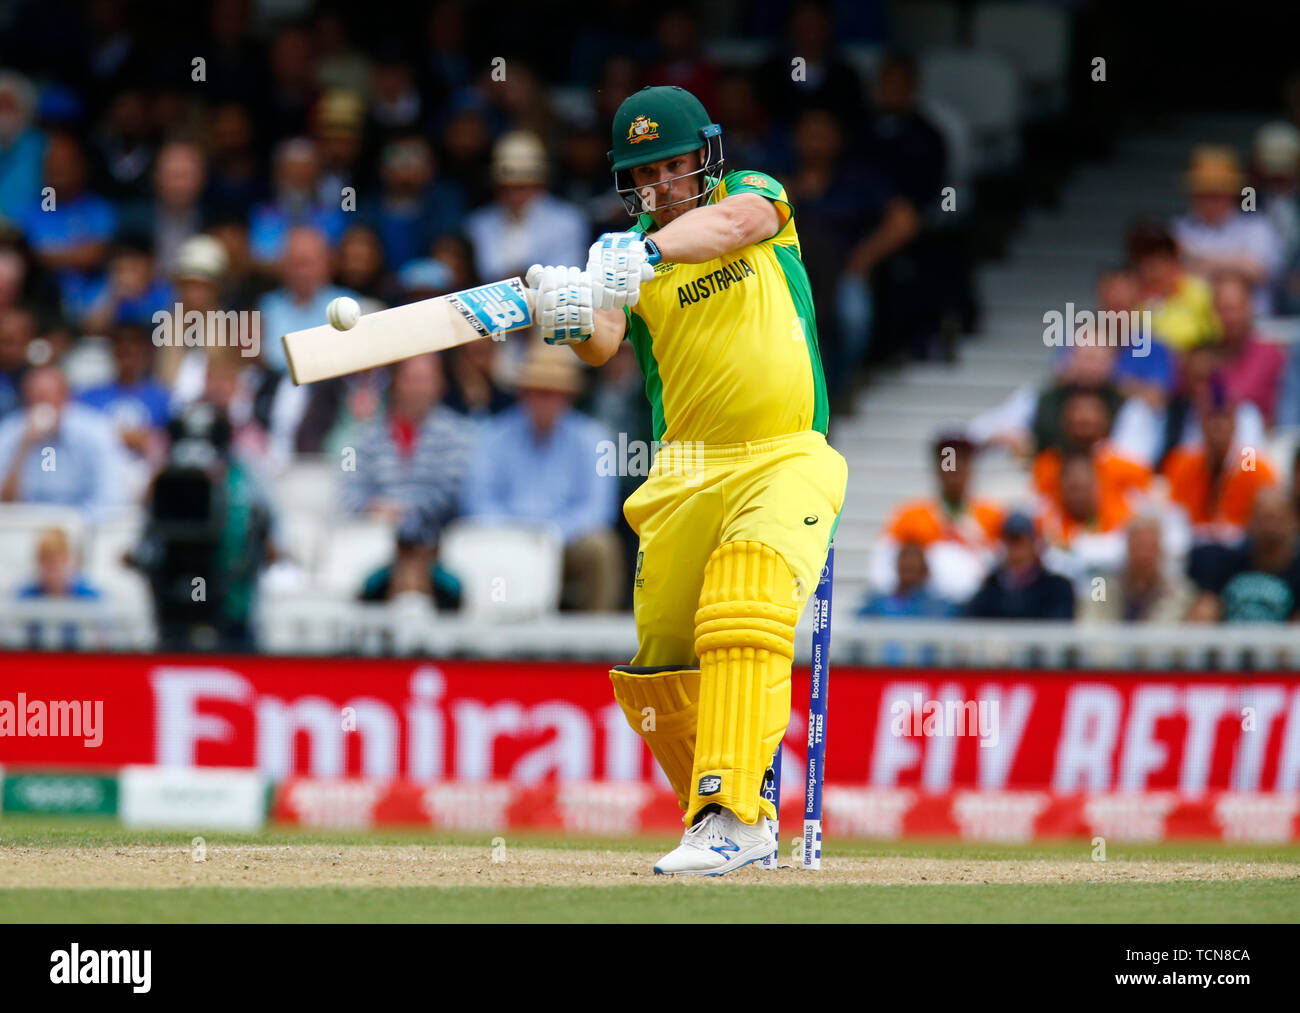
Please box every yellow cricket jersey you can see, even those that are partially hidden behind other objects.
[625,169,829,445]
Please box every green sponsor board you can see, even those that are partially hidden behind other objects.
[2,772,118,816]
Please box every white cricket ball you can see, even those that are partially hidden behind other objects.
[326,296,361,330]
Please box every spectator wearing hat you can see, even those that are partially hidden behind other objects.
[165,234,238,401]
[463,131,590,283]
[1162,375,1277,546]
[460,344,622,612]
[1172,146,1282,316]
[870,431,1003,602]
[966,512,1075,621]
[0,364,127,522]
[313,89,368,209]
[342,351,474,537]
[1127,219,1220,353]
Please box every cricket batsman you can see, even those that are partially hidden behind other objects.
[526,85,847,875]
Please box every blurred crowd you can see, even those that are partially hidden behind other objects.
[0,0,968,645]
[864,119,1300,625]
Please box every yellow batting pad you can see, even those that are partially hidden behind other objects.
[609,666,701,811]
[687,540,797,826]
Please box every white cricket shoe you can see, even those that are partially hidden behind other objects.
[653,808,777,877]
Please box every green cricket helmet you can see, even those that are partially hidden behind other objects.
[607,85,725,216]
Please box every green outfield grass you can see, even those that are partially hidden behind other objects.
[6,880,1300,923]
[3,816,1299,923]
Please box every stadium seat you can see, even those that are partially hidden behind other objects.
[972,3,1071,118]
[84,508,152,611]
[440,520,564,620]
[276,507,325,573]
[0,504,88,594]
[920,49,1022,175]
[274,456,342,519]
[316,519,396,597]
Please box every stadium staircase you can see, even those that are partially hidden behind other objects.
[828,114,1262,612]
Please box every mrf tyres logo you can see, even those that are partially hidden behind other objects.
[50,944,151,993]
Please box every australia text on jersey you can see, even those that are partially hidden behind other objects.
[676,257,757,308]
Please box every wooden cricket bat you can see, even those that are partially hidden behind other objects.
[281,277,535,384]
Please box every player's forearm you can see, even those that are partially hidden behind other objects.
[569,309,626,367]
[650,195,778,264]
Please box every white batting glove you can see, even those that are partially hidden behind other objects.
[525,264,594,345]
[587,232,657,311]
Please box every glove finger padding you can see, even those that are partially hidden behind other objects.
[589,232,650,311]
[534,264,594,345]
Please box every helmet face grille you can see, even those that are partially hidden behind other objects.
[613,131,726,217]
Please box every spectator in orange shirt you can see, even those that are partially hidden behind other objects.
[1040,450,1133,549]
[870,431,1003,602]
[1162,376,1277,544]
[1038,450,1131,588]
[1032,387,1151,514]
[887,432,1004,546]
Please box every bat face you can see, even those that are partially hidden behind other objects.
[281,277,534,384]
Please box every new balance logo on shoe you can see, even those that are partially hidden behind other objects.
[698,775,722,795]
